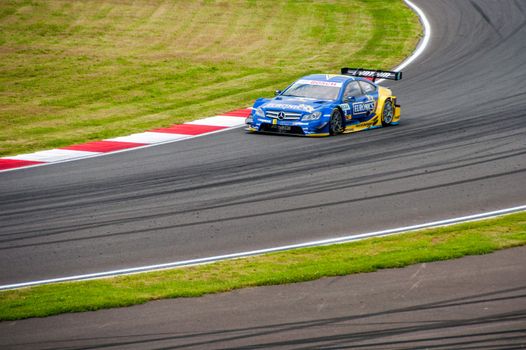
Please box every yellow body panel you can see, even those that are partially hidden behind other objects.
[377,86,400,123]
[343,115,381,133]
[306,133,330,137]
[343,86,399,134]
[394,105,401,121]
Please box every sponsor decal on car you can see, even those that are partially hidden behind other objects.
[360,71,393,78]
[353,101,376,114]
[264,103,314,113]
[296,79,343,87]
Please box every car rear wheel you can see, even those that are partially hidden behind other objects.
[381,99,394,126]
[329,109,343,135]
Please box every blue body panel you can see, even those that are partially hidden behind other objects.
[246,74,382,136]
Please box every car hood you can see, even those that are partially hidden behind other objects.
[256,97,332,114]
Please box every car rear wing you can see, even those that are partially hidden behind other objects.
[341,67,402,82]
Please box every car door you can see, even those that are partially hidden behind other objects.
[358,80,380,121]
[342,81,371,122]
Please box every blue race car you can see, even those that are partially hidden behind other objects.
[245,68,402,136]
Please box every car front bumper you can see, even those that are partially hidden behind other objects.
[245,117,330,136]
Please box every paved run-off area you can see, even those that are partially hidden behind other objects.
[2,246,524,349]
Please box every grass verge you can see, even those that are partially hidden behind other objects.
[0,0,420,156]
[1,211,525,321]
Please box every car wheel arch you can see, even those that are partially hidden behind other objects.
[329,108,344,135]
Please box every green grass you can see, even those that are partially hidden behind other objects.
[0,0,420,156]
[1,211,525,321]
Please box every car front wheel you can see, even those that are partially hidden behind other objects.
[329,109,343,135]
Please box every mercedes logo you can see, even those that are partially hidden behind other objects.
[278,112,285,120]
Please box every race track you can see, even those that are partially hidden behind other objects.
[1,0,525,287]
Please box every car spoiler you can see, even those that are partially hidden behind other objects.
[341,67,402,82]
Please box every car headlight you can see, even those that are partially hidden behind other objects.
[254,107,265,118]
[302,111,322,121]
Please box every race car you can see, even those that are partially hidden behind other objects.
[245,68,402,136]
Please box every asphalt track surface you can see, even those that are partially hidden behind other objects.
[2,246,525,349]
[1,0,525,289]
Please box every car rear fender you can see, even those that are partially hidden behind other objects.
[376,86,400,123]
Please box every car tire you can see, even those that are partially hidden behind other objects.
[329,109,343,135]
[381,99,394,126]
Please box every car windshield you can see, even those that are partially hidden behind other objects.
[281,80,341,100]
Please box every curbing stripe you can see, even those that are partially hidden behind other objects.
[186,116,247,127]
[105,131,190,144]
[61,140,147,153]
[221,109,253,117]
[0,108,252,173]
[0,159,44,171]
[5,149,101,163]
[151,124,228,135]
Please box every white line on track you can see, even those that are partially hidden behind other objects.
[397,0,432,72]
[376,0,432,84]
[1,205,525,291]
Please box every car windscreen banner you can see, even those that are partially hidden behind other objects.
[341,68,402,81]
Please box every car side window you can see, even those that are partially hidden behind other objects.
[344,81,362,98]
[359,80,377,94]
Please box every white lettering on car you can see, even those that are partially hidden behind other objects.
[296,79,343,87]
[340,103,350,111]
[264,103,314,113]
[357,71,392,78]
[353,101,376,114]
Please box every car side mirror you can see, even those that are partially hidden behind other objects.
[275,90,282,96]
[344,96,356,103]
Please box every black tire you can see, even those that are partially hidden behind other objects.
[329,109,343,135]
[381,99,394,126]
